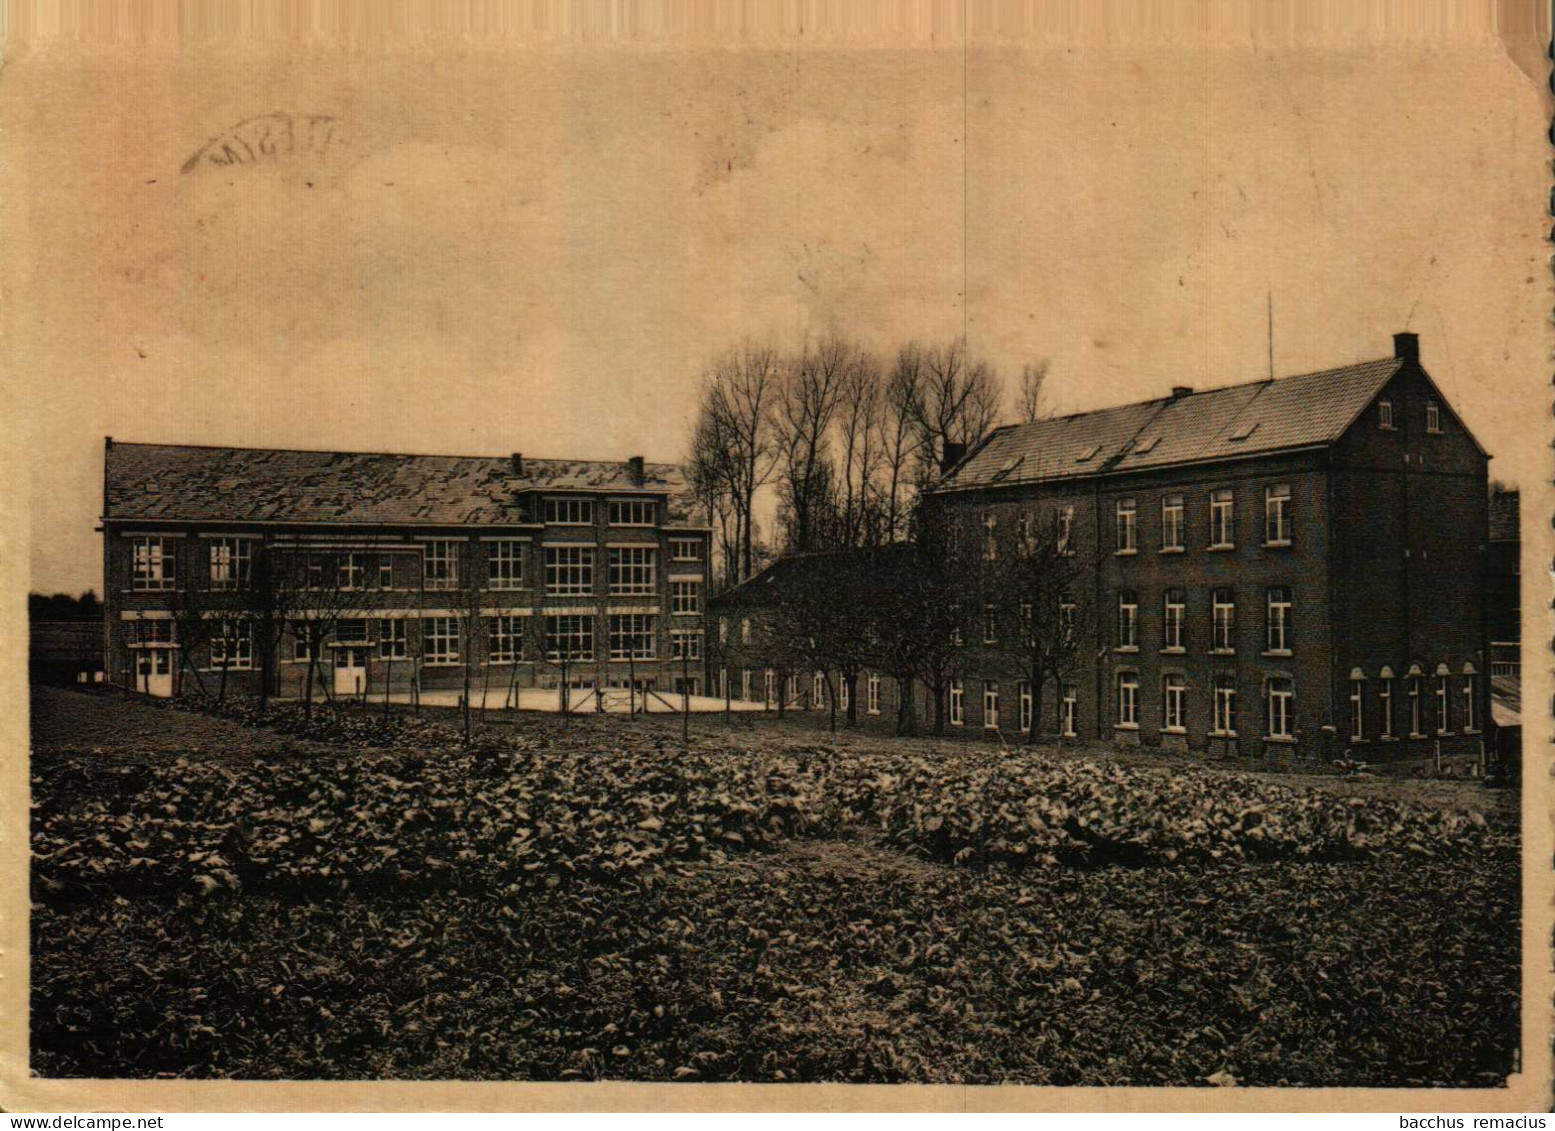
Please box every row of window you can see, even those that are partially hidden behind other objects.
[1377,395,1443,435]
[542,498,660,527]
[1347,671,1480,740]
[128,536,703,596]
[1109,585,1293,654]
[131,614,704,667]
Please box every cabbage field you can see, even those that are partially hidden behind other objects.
[30,689,1519,1086]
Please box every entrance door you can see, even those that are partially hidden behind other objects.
[135,649,174,698]
[333,647,368,697]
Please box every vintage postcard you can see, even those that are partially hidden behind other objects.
[0,0,1549,1114]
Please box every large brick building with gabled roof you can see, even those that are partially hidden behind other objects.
[100,442,710,702]
[923,332,1492,765]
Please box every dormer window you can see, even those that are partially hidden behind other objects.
[545,497,594,525]
[608,498,655,526]
[1075,444,1100,463]
[1426,400,1441,434]
[1379,398,1395,430]
[1228,421,1259,442]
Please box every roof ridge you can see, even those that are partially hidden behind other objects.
[106,439,683,467]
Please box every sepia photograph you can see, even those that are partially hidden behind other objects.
[1,0,1548,1114]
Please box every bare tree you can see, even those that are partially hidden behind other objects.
[1015,359,1051,425]
[834,350,888,547]
[244,537,301,718]
[880,345,927,542]
[910,337,1003,477]
[540,613,593,721]
[690,341,781,584]
[775,335,856,553]
[291,548,377,720]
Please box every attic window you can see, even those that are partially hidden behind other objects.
[1131,437,1160,455]
[1228,421,1259,442]
[990,454,1025,482]
[1075,444,1101,463]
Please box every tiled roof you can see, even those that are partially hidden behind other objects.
[103,443,703,527]
[939,356,1403,491]
[1489,489,1519,542]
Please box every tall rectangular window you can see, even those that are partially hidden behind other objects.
[1409,676,1424,736]
[422,616,460,665]
[1209,489,1235,548]
[1061,683,1077,737]
[1116,590,1138,650]
[1213,675,1237,736]
[377,618,408,659]
[868,673,881,715]
[545,546,594,596]
[1115,497,1137,553]
[544,498,594,525]
[1162,589,1185,651]
[1463,672,1479,731]
[339,552,369,591]
[609,613,656,660]
[764,669,776,706]
[1212,588,1235,651]
[983,681,1000,730]
[1016,515,1033,558]
[982,602,998,644]
[609,547,657,596]
[1379,398,1395,429]
[1019,680,1033,733]
[487,616,523,663]
[1060,598,1077,644]
[839,679,850,711]
[608,499,655,526]
[1160,494,1184,551]
[487,541,525,590]
[1057,507,1075,555]
[1116,672,1139,728]
[1266,677,1294,739]
[813,671,826,706]
[1264,484,1292,546]
[1380,678,1394,738]
[378,556,395,590]
[422,542,458,591]
[670,580,700,615]
[982,513,998,561]
[1436,674,1451,734]
[1162,674,1186,732]
[1350,677,1365,742]
[1266,586,1292,652]
[949,680,965,726]
[208,537,253,590]
[669,628,702,661]
[1426,400,1442,433]
[545,614,594,662]
[131,536,176,591]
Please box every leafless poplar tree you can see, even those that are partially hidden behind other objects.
[1015,359,1051,425]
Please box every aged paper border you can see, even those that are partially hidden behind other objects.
[0,0,1549,1113]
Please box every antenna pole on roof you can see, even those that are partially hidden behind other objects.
[1266,289,1274,380]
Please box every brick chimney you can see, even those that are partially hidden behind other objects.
[1393,332,1419,363]
[939,440,967,476]
[510,452,524,476]
[627,455,646,485]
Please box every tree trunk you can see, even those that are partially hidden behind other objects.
[845,672,858,726]
[932,683,946,735]
[826,674,837,733]
[218,654,230,706]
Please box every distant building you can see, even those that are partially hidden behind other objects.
[718,334,1495,766]
[29,621,105,687]
[99,442,709,700]
[1487,487,1519,677]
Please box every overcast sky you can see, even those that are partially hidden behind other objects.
[7,26,1545,594]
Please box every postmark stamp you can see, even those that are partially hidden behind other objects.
[180,112,339,174]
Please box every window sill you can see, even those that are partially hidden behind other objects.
[1379,735,1399,742]
[1160,646,1186,655]
[1262,541,1292,550]
[486,586,529,593]
[1262,649,1293,658]
[1465,727,1482,735]
[1209,648,1236,656]
[1208,544,1236,553]
[1160,726,1186,735]
[1264,735,1297,745]
[1209,730,1238,739]
[1349,738,1369,745]
[1114,646,1140,654]
[1159,546,1185,555]
[1115,548,1138,557]
[1436,731,1455,738]
[423,661,463,668]
[1114,723,1140,732]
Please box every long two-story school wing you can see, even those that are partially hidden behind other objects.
[100,442,710,700]
[924,331,1491,764]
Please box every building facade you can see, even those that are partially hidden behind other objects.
[714,334,1494,765]
[101,442,709,701]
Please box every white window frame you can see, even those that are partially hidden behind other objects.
[608,613,656,661]
[1116,672,1139,729]
[422,616,461,665]
[1426,400,1442,434]
[1350,677,1365,742]
[1162,589,1185,651]
[813,671,826,707]
[292,621,318,662]
[1408,677,1424,737]
[764,668,777,706]
[608,499,656,526]
[1057,506,1075,556]
[209,620,253,670]
[544,614,594,662]
[1463,671,1479,732]
[1116,590,1138,650]
[1018,680,1033,733]
[867,673,881,715]
[670,580,700,616]
[1379,679,1394,738]
[948,680,964,727]
[741,669,752,702]
[130,536,176,591]
[338,551,370,592]
[1266,586,1292,653]
[982,681,999,730]
[608,546,657,596]
[488,615,524,663]
[1061,683,1077,737]
[422,542,458,592]
[669,538,700,562]
[982,602,998,645]
[1209,488,1235,549]
[377,618,408,659]
[208,537,253,591]
[1162,674,1186,733]
[740,617,751,644]
[1212,588,1235,652]
[545,546,595,596]
[982,513,998,561]
[1379,398,1395,430]
[1266,677,1294,740]
[1115,497,1137,554]
[1264,484,1291,547]
[1212,676,1237,736]
[1436,674,1451,734]
[1159,494,1185,552]
[487,540,525,590]
[378,556,395,590]
[544,497,595,526]
[670,628,702,661]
